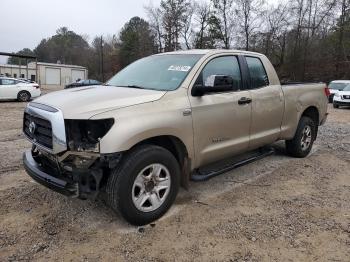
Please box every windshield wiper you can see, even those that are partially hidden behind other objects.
[118,85,146,89]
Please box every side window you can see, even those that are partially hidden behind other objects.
[246,56,269,89]
[1,79,16,85]
[198,56,242,91]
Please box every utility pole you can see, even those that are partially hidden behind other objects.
[100,36,104,82]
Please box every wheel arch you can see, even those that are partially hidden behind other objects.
[295,106,320,140]
[301,106,319,125]
[129,135,191,189]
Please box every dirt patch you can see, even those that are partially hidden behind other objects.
[0,101,349,261]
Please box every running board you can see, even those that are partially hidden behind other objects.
[190,147,275,182]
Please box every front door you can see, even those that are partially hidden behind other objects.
[188,55,252,167]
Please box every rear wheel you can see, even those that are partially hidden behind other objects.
[17,91,31,102]
[285,116,316,158]
[106,145,180,226]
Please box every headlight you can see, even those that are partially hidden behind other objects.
[334,93,340,97]
[65,118,114,152]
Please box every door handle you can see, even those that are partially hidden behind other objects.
[238,97,252,105]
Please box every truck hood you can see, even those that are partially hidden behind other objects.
[33,85,166,119]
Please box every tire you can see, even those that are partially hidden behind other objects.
[285,116,316,158]
[17,91,31,102]
[106,145,180,226]
[333,103,339,108]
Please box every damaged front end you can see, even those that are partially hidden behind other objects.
[23,102,120,200]
[25,146,121,199]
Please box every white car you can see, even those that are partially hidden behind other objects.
[0,77,41,102]
[333,84,350,108]
[328,80,350,102]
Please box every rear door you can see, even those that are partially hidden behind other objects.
[243,56,284,149]
[189,55,252,167]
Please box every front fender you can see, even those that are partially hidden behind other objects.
[91,89,195,160]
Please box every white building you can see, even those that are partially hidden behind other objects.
[0,62,88,89]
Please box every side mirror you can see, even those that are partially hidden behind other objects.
[192,75,234,96]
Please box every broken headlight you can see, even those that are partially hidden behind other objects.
[65,118,114,152]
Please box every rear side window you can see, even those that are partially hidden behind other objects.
[246,57,269,89]
[198,56,242,91]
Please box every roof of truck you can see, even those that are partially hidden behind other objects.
[155,49,264,56]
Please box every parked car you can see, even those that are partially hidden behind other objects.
[333,84,350,108]
[22,50,328,225]
[328,80,350,102]
[0,77,41,102]
[65,79,101,89]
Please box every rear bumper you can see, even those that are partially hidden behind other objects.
[23,150,77,196]
[31,89,41,98]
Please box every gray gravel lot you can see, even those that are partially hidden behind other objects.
[0,101,349,261]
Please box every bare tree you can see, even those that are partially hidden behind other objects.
[193,1,212,48]
[335,0,350,76]
[145,5,164,52]
[263,2,290,65]
[160,0,191,51]
[181,3,195,49]
[235,0,265,51]
[212,0,235,48]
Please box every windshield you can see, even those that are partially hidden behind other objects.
[329,82,349,90]
[107,54,203,91]
[343,84,350,91]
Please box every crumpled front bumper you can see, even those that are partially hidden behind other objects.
[23,150,77,196]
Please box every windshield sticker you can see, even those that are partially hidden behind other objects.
[168,65,191,72]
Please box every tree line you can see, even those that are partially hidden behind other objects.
[8,0,350,82]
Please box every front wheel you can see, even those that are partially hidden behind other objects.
[285,116,317,158]
[333,103,339,108]
[106,145,180,226]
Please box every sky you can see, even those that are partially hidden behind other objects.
[0,0,280,63]
[0,0,161,63]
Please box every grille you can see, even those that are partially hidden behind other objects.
[24,112,53,149]
[342,95,350,99]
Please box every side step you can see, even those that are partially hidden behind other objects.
[190,147,275,182]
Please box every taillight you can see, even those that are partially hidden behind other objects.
[324,86,330,97]
[34,85,40,89]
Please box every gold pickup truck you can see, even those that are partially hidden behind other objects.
[22,50,329,225]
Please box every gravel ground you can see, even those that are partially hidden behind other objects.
[0,100,349,262]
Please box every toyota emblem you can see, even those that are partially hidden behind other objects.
[29,121,36,134]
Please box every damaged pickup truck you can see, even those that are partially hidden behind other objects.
[23,50,329,225]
